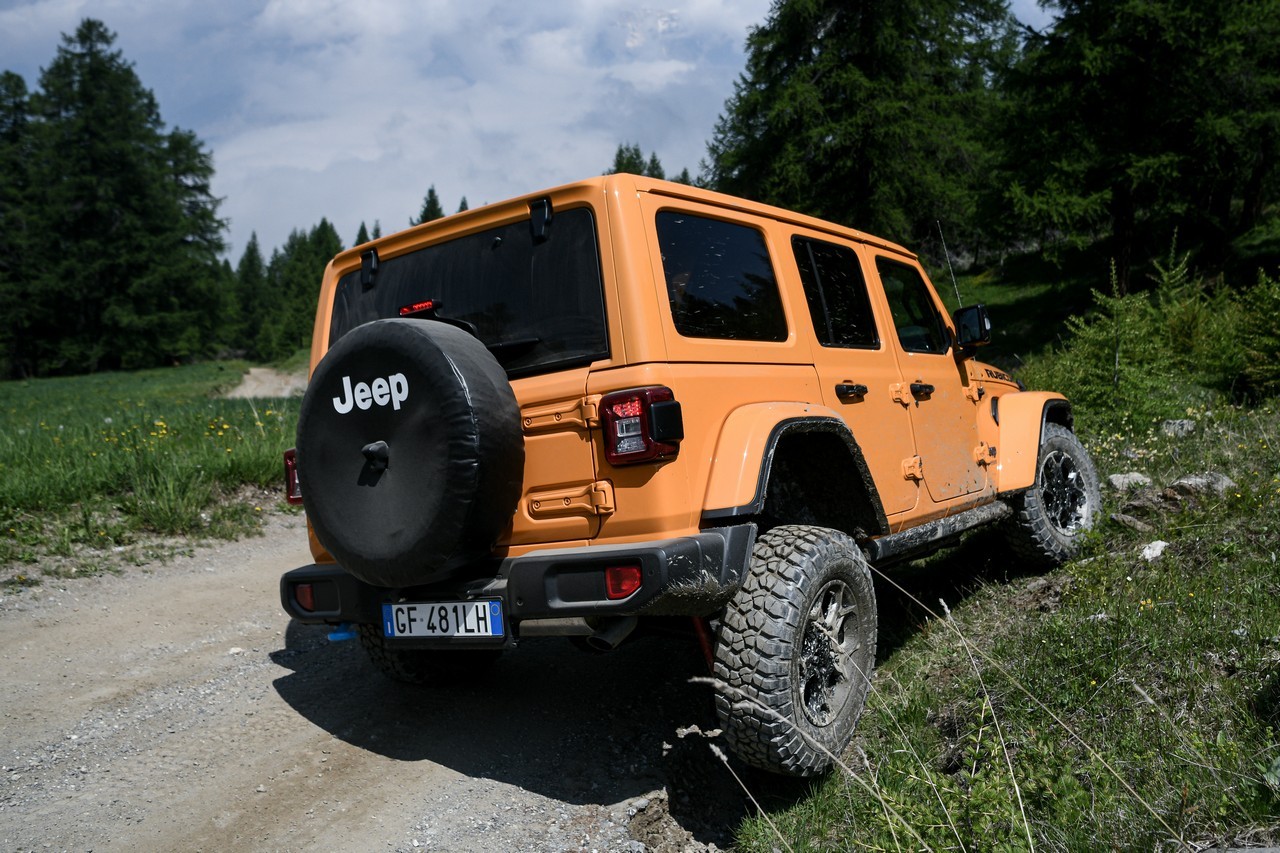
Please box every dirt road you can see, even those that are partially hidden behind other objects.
[0,514,750,852]
[224,367,308,399]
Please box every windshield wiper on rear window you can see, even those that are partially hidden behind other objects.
[485,337,541,359]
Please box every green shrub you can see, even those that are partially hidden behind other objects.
[1018,247,1251,434]
[1240,271,1280,399]
[1019,265,1183,432]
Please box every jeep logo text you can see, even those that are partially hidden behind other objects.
[333,373,408,414]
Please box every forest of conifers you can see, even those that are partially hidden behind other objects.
[1,1,1277,377]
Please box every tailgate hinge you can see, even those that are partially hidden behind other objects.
[902,455,924,481]
[581,395,600,427]
[522,394,602,432]
[528,480,615,518]
[590,480,615,514]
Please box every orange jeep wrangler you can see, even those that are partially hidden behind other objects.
[280,174,1099,776]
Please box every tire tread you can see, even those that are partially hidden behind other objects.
[713,524,876,776]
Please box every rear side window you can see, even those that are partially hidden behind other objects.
[328,207,607,378]
[656,211,788,342]
[877,258,950,354]
[793,236,878,348]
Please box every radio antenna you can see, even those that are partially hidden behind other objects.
[937,220,962,307]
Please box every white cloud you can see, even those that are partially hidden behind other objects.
[1008,0,1056,31]
[0,0,768,255]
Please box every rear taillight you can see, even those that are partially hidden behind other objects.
[599,386,683,466]
[284,448,303,505]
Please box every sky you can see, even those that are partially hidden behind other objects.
[0,0,1056,261]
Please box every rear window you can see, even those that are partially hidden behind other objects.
[656,211,788,342]
[328,207,608,378]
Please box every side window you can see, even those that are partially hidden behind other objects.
[655,211,788,342]
[877,258,950,354]
[793,236,879,348]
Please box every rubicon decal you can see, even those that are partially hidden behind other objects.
[332,373,409,414]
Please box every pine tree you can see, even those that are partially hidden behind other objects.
[116,126,226,367]
[1002,0,1280,281]
[457,197,469,213]
[0,71,34,376]
[608,143,647,175]
[355,222,370,245]
[233,233,267,353]
[704,0,1016,256]
[255,220,342,361]
[607,143,672,178]
[5,19,227,374]
[411,186,445,225]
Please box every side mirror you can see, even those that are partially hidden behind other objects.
[953,304,992,348]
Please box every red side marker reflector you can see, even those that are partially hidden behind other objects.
[605,564,643,600]
[295,582,315,612]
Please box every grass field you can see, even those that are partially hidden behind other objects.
[0,362,300,584]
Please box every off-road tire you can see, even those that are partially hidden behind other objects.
[296,318,523,588]
[1005,423,1101,567]
[357,624,502,686]
[713,525,877,776]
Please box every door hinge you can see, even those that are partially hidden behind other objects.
[521,395,601,432]
[528,480,615,518]
[973,442,996,466]
[902,455,924,480]
[891,383,933,405]
[964,383,985,402]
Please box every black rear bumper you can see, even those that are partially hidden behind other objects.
[280,523,756,637]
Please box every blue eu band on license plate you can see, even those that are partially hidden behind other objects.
[382,600,505,639]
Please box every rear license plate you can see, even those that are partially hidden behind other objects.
[381,600,505,639]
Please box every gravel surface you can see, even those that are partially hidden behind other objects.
[0,513,752,851]
[224,367,307,399]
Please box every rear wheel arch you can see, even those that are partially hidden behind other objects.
[702,415,888,541]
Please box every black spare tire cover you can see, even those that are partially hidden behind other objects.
[296,318,524,588]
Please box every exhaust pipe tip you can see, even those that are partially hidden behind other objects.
[585,615,639,651]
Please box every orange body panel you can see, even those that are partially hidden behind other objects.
[992,390,1070,493]
[702,400,836,512]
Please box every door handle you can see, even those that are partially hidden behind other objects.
[835,383,868,400]
[910,383,935,397]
